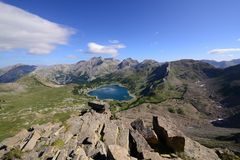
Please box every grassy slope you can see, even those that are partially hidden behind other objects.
[0,76,89,141]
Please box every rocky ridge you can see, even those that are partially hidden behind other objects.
[0,65,36,83]
[0,103,221,160]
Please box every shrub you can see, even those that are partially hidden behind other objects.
[51,139,65,148]
[3,147,22,160]
[168,107,175,113]
[176,108,185,115]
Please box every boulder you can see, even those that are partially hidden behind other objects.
[104,121,119,146]
[66,136,78,156]
[184,137,220,160]
[78,112,106,146]
[129,129,152,158]
[152,116,185,152]
[117,127,129,150]
[71,146,88,160]
[42,146,55,159]
[22,131,41,151]
[2,129,29,148]
[131,118,158,146]
[142,150,165,160]
[88,101,106,113]
[108,145,132,160]
[82,140,107,158]
[66,116,84,135]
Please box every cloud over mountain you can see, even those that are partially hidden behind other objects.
[208,48,240,54]
[0,2,74,54]
[87,42,126,57]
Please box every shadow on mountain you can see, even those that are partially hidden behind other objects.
[0,65,36,83]
[212,113,240,128]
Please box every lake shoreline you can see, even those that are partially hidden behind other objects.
[86,83,136,102]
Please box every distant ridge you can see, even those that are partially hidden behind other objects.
[0,65,36,83]
[202,59,240,68]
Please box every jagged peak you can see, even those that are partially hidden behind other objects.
[118,58,139,69]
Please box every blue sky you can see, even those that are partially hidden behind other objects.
[1,0,240,67]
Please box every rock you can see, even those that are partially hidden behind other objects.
[117,127,129,150]
[143,150,164,160]
[161,154,171,158]
[2,129,29,148]
[22,131,41,151]
[54,126,65,136]
[152,116,185,152]
[215,148,240,160]
[88,101,106,113]
[52,150,61,160]
[62,132,73,144]
[167,136,185,153]
[0,143,7,150]
[72,146,88,160]
[170,153,178,158]
[95,141,108,157]
[66,136,78,156]
[129,129,152,158]
[104,121,119,146]
[108,145,132,160]
[57,150,68,160]
[82,140,107,158]
[0,104,225,160]
[184,137,220,160]
[66,116,84,135]
[42,146,55,159]
[78,112,106,146]
[131,118,158,146]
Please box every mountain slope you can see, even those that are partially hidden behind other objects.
[0,65,36,83]
[33,57,120,84]
[202,59,240,68]
[209,64,240,108]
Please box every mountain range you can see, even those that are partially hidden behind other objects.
[1,57,240,158]
[202,59,240,68]
[1,57,240,117]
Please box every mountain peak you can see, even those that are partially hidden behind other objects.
[118,58,139,69]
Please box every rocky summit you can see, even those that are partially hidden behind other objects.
[0,104,221,160]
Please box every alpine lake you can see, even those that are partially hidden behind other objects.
[88,84,133,101]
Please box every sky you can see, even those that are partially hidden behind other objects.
[1,0,240,67]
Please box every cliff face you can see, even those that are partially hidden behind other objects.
[0,106,220,160]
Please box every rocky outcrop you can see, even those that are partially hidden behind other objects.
[0,107,220,160]
[153,116,185,152]
[21,131,41,151]
[88,101,108,113]
[108,145,132,160]
[131,118,158,147]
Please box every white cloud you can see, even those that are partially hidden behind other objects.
[208,48,240,54]
[66,54,79,59]
[238,38,240,41]
[108,40,120,44]
[87,42,126,57]
[0,2,74,54]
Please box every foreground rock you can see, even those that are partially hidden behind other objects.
[88,101,108,113]
[0,107,221,160]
